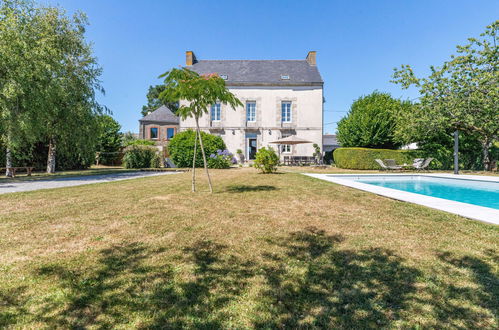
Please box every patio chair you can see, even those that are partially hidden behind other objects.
[283,156,290,166]
[375,159,389,170]
[412,158,424,168]
[415,157,434,171]
[384,159,403,170]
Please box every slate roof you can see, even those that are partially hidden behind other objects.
[187,60,323,86]
[139,105,179,124]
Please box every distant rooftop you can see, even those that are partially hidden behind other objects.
[139,105,179,124]
[185,51,323,86]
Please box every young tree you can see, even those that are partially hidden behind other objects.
[159,68,242,192]
[337,91,411,149]
[141,85,178,116]
[392,21,498,170]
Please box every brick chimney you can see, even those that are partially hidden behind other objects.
[186,51,197,66]
[306,51,316,66]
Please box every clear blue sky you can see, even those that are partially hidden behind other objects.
[45,0,498,133]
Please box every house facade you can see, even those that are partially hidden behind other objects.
[179,51,324,160]
[139,105,179,147]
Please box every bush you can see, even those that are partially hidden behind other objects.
[168,130,226,168]
[333,147,420,170]
[122,145,160,169]
[208,149,235,169]
[125,139,156,147]
[254,147,279,173]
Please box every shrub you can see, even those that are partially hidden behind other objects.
[168,130,226,168]
[125,139,156,147]
[333,147,420,170]
[208,149,235,169]
[254,147,279,173]
[122,145,160,169]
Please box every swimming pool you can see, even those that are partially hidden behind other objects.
[305,173,499,224]
[333,175,499,210]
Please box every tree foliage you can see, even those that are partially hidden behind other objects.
[141,85,178,117]
[0,0,104,174]
[159,68,242,192]
[96,115,122,165]
[392,21,499,170]
[337,92,411,149]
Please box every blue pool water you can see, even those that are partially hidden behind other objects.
[328,175,499,210]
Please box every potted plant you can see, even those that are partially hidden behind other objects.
[236,149,245,164]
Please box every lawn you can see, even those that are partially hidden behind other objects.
[0,168,497,328]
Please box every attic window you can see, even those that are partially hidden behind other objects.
[280,75,290,80]
[220,74,228,80]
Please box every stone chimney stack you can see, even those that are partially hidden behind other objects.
[306,51,317,66]
[186,51,197,66]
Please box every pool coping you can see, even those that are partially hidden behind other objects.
[303,173,499,225]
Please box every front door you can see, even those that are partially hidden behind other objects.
[248,138,257,160]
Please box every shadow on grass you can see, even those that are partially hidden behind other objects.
[1,229,497,328]
[225,184,278,193]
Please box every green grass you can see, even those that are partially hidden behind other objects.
[0,168,497,328]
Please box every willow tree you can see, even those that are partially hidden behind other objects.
[392,21,498,170]
[159,68,242,192]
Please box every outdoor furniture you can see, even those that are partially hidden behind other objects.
[0,166,34,178]
[384,159,403,170]
[375,159,389,170]
[415,158,434,171]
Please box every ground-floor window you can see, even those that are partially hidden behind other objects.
[150,127,158,139]
[167,127,175,139]
[281,134,291,153]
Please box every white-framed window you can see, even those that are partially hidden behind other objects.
[281,101,292,123]
[211,103,221,121]
[281,134,291,153]
[246,101,256,122]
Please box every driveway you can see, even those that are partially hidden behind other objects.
[0,171,179,195]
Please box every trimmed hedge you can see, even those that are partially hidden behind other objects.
[333,147,420,170]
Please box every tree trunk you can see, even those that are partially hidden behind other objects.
[47,137,57,174]
[482,140,491,171]
[195,118,213,193]
[191,127,198,192]
[453,130,459,174]
[5,148,13,178]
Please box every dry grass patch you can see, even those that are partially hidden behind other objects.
[0,167,497,328]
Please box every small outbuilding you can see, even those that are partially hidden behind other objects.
[139,105,179,147]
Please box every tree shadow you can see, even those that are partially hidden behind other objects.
[2,230,497,328]
[225,184,278,193]
[256,226,421,328]
[430,249,499,328]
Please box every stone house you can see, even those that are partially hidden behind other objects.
[138,105,179,148]
[180,51,324,160]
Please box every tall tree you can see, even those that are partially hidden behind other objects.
[141,85,178,116]
[159,68,242,193]
[96,115,122,165]
[36,6,104,173]
[392,21,499,170]
[0,0,46,176]
[337,91,411,149]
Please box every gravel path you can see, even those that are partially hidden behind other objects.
[0,171,179,195]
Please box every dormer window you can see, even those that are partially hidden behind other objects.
[220,74,228,80]
[280,75,290,80]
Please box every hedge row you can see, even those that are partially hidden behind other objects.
[333,147,420,170]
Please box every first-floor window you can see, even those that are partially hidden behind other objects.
[150,127,158,139]
[281,101,292,123]
[246,101,256,122]
[211,103,221,121]
[166,127,175,139]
